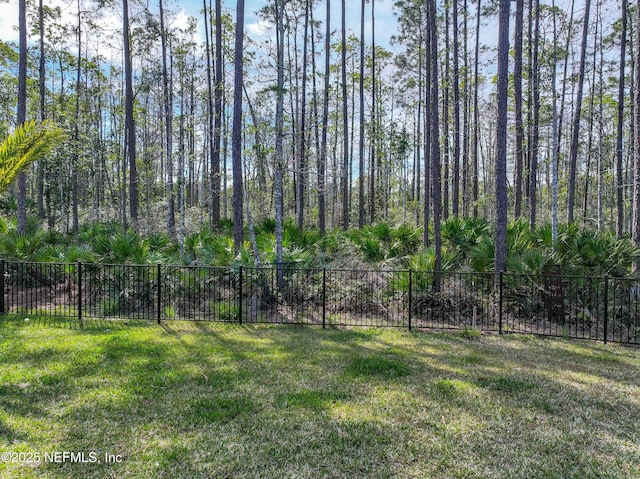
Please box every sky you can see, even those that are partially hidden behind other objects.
[0,0,402,51]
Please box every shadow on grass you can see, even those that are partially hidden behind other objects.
[0,317,639,478]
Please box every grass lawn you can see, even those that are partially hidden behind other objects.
[0,317,639,478]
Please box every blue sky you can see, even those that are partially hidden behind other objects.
[0,0,401,51]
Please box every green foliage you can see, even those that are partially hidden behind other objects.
[441,217,491,266]
[0,217,63,261]
[455,326,482,340]
[555,227,640,276]
[197,236,236,267]
[282,219,323,251]
[92,230,149,264]
[348,222,422,264]
[318,228,345,254]
[506,248,553,276]
[357,236,385,262]
[468,236,495,273]
[214,302,239,322]
[395,246,458,292]
[0,229,48,261]
[255,217,276,235]
[1,215,639,278]
[0,120,66,193]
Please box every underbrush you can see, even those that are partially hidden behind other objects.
[0,214,638,278]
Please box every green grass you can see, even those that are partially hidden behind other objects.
[1,317,639,478]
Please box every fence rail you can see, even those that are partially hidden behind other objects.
[2,259,639,345]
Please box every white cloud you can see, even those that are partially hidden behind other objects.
[247,18,273,37]
[0,1,20,43]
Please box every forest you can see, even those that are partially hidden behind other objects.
[3,0,640,276]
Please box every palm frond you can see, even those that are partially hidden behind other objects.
[0,119,66,193]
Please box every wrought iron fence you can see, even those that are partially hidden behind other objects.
[2,259,639,345]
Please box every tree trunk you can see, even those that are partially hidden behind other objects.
[37,0,46,221]
[369,0,376,224]
[472,0,481,218]
[318,0,330,234]
[633,0,640,272]
[178,66,186,256]
[428,0,442,291]
[72,0,82,233]
[297,0,310,231]
[461,0,470,218]
[358,0,366,229]
[310,5,321,231]
[452,0,461,216]
[551,0,560,244]
[529,0,541,230]
[341,0,349,229]
[17,0,27,234]
[494,0,510,275]
[567,0,592,224]
[443,4,450,219]
[159,0,175,235]
[513,0,524,218]
[123,0,138,228]
[617,0,628,237]
[275,0,285,287]
[212,0,223,226]
[423,16,431,248]
[416,43,422,225]
[203,0,216,228]
[232,0,245,253]
[596,0,604,231]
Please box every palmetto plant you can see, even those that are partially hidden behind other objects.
[0,120,65,193]
[556,229,640,276]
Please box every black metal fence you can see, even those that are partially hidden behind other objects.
[2,259,639,345]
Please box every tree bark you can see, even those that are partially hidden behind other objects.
[424,7,431,248]
[617,0,628,237]
[159,0,175,235]
[123,0,138,228]
[551,0,560,244]
[529,0,541,230]
[72,0,82,233]
[452,0,461,216]
[513,0,524,218]
[472,0,481,218]
[212,0,223,226]
[297,0,310,231]
[275,0,285,287]
[428,0,442,291]
[37,0,46,221]
[633,0,640,272]
[494,0,510,275]
[318,0,330,234]
[567,0,592,224]
[203,0,216,228]
[232,0,245,253]
[369,0,377,224]
[17,0,28,234]
[358,0,366,229]
[341,0,349,229]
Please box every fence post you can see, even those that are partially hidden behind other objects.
[238,266,243,325]
[498,271,504,335]
[322,268,326,329]
[157,263,162,324]
[408,269,412,331]
[0,259,4,315]
[77,261,83,327]
[603,275,609,344]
